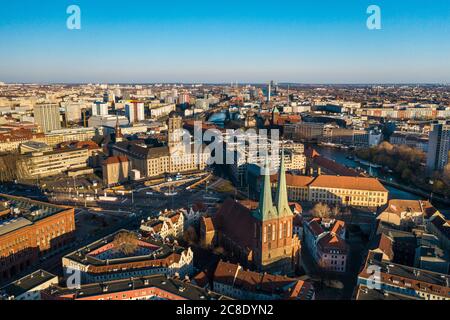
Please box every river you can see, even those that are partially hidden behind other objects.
[206,111,448,212]
[313,145,449,214]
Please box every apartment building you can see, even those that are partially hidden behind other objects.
[34,103,61,133]
[304,218,348,272]
[358,251,449,300]
[212,261,315,300]
[62,230,194,284]
[41,274,229,300]
[140,210,185,239]
[0,270,58,300]
[426,120,450,172]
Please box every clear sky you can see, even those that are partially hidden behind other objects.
[0,0,449,84]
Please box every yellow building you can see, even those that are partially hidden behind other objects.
[270,174,388,208]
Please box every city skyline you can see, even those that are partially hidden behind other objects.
[1,0,450,84]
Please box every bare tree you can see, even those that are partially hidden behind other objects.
[443,162,450,186]
[213,246,225,255]
[0,153,23,182]
[183,226,198,245]
[331,206,341,218]
[112,231,139,255]
[311,203,331,219]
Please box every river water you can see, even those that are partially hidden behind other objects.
[313,145,421,201]
[313,145,450,215]
[207,111,448,212]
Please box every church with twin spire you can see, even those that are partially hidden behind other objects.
[201,152,301,274]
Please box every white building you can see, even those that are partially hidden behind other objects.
[91,102,109,116]
[125,102,145,123]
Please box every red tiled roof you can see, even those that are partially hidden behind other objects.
[307,218,324,237]
[214,198,257,249]
[313,156,361,177]
[270,174,315,188]
[309,175,387,192]
[213,261,313,299]
[318,233,348,252]
[330,220,345,234]
[377,233,394,260]
[213,260,239,286]
[192,271,210,288]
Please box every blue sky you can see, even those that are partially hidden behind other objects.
[0,0,449,83]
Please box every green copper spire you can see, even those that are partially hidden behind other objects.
[275,146,293,217]
[255,157,277,221]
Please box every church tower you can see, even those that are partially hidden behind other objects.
[253,154,299,274]
[275,147,293,218]
[114,116,124,143]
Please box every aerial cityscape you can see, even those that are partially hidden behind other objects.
[0,0,449,309]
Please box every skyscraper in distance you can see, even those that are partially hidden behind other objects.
[427,120,450,172]
[125,102,145,123]
[34,103,61,133]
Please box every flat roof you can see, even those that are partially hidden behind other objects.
[355,285,416,300]
[0,194,70,235]
[64,230,186,267]
[46,275,230,300]
[0,217,32,236]
[1,270,57,298]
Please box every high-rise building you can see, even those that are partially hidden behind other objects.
[34,103,61,133]
[125,102,145,123]
[167,111,183,150]
[61,102,85,123]
[178,93,190,105]
[427,121,450,172]
[91,102,108,116]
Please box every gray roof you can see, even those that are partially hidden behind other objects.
[0,270,57,298]
[0,217,32,236]
[45,274,230,300]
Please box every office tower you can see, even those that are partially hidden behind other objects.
[267,81,271,103]
[34,103,62,133]
[92,102,109,116]
[62,102,84,123]
[125,102,145,123]
[427,121,450,171]
[178,93,190,105]
[167,111,183,150]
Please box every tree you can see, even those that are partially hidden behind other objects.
[311,203,331,219]
[183,226,198,245]
[213,246,225,255]
[331,206,341,218]
[379,141,394,153]
[443,163,450,186]
[0,153,22,182]
[112,231,139,255]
